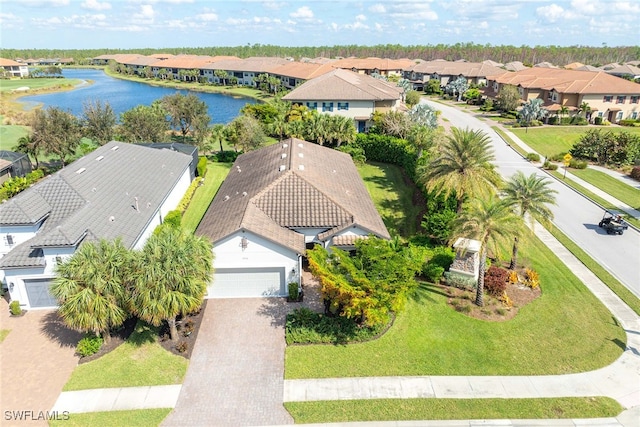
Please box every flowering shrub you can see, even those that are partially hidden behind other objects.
[484,266,509,296]
[524,268,540,289]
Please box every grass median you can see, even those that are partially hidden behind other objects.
[49,409,171,427]
[182,162,232,233]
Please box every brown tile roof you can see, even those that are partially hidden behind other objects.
[605,64,640,76]
[564,62,585,69]
[268,61,336,80]
[405,60,509,78]
[152,55,219,69]
[504,61,529,72]
[204,57,290,73]
[487,68,640,95]
[196,138,389,253]
[331,57,416,71]
[0,58,24,67]
[282,68,403,101]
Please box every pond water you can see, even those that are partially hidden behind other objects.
[18,69,257,125]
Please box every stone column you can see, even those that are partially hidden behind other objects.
[449,237,482,282]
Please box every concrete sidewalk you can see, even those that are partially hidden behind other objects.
[51,385,181,413]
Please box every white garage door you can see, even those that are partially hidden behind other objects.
[208,267,286,298]
[24,278,58,308]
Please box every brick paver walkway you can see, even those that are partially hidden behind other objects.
[162,298,293,426]
[0,299,81,427]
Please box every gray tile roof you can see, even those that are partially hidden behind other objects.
[282,68,403,102]
[196,138,390,254]
[0,142,192,269]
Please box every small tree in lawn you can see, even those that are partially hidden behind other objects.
[518,98,549,130]
[130,227,213,342]
[451,195,522,307]
[51,239,132,342]
[496,84,520,113]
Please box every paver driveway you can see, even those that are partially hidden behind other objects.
[0,299,81,427]
[162,298,293,427]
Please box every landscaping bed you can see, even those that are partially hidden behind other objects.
[158,300,207,359]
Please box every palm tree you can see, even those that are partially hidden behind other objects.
[129,227,213,341]
[209,123,226,154]
[269,115,288,141]
[452,195,522,306]
[578,101,591,120]
[51,239,132,342]
[558,105,569,122]
[13,135,40,169]
[330,115,356,147]
[503,172,557,269]
[420,127,502,213]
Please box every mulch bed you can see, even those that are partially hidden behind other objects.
[443,281,541,322]
[77,300,207,363]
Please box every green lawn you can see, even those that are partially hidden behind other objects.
[49,409,171,427]
[511,126,640,158]
[0,77,82,93]
[0,120,29,151]
[357,162,422,237]
[63,322,188,391]
[0,329,10,343]
[182,162,232,232]
[570,168,640,210]
[285,397,622,424]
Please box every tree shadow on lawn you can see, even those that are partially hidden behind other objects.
[411,281,449,304]
[39,311,83,349]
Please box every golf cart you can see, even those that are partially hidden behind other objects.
[598,210,628,235]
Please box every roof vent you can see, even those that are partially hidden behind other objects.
[95,155,104,161]
[281,153,287,159]
[237,168,242,173]
[76,167,86,174]
[283,143,288,148]
[298,143,304,148]
[91,187,97,192]
[108,216,115,222]
[111,146,119,151]
[298,165,305,171]
[224,195,230,201]
[279,165,286,172]
[242,191,247,197]
[298,153,304,158]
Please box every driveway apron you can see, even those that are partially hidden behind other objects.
[162,298,293,427]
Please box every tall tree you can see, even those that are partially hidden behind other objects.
[119,103,170,143]
[408,103,438,128]
[31,106,81,167]
[51,239,132,342]
[129,227,213,342]
[503,172,557,269]
[13,135,41,169]
[420,127,502,213]
[452,195,522,306]
[160,93,210,142]
[209,123,227,153]
[226,114,266,152]
[496,84,520,112]
[518,98,548,129]
[82,100,116,145]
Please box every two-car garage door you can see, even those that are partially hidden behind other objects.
[208,267,286,298]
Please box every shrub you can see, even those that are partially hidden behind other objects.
[196,156,207,177]
[453,301,472,313]
[594,116,603,125]
[422,246,455,283]
[444,271,476,290]
[547,163,559,171]
[619,119,640,127]
[508,270,519,284]
[630,166,640,181]
[548,116,559,125]
[163,210,182,229]
[175,341,188,353]
[569,159,588,169]
[9,300,22,316]
[212,151,240,163]
[76,333,103,357]
[570,116,588,126]
[336,144,366,165]
[176,177,203,212]
[499,291,513,308]
[526,152,540,162]
[288,281,300,301]
[484,265,509,296]
[524,268,540,289]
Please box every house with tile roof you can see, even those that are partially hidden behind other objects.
[0,58,29,78]
[196,138,389,298]
[330,57,416,77]
[282,68,404,132]
[403,60,510,91]
[485,68,640,123]
[0,142,193,309]
[202,57,291,86]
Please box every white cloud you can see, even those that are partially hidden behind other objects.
[536,4,565,23]
[345,21,368,30]
[355,14,366,22]
[15,0,69,6]
[369,4,386,13]
[81,0,111,11]
[290,6,313,19]
[263,2,286,10]
[196,13,218,22]
[134,4,155,20]
[384,3,437,21]
[478,21,489,29]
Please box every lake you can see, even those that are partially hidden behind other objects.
[18,69,257,125]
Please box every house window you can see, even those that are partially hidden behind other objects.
[617,111,623,120]
[547,92,553,100]
[598,112,604,118]
[552,93,558,102]
[337,102,349,110]
[603,95,613,102]
[322,102,334,112]
[306,102,317,110]
[632,112,638,119]
[4,234,14,246]
[631,96,639,104]
[616,96,626,104]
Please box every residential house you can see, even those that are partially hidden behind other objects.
[268,61,336,90]
[504,61,528,72]
[202,57,290,86]
[485,68,640,123]
[0,151,32,185]
[403,60,510,90]
[196,138,390,298]
[605,64,640,80]
[330,57,416,77]
[0,142,194,309]
[282,68,404,132]
[0,58,29,78]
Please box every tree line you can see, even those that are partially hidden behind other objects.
[2,43,638,67]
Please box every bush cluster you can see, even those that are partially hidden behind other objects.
[196,156,208,177]
[524,268,540,289]
[630,166,640,181]
[569,159,588,169]
[0,169,45,202]
[9,300,22,316]
[210,151,241,163]
[444,271,476,290]
[619,119,640,127]
[484,265,509,296]
[526,152,540,162]
[354,133,418,180]
[76,333,103,357]
[176,177,203,212]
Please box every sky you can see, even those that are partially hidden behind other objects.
[1,0,639,50]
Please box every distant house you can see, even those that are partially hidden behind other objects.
[282,68,404,132]
[604,64,640,80]
[485,68,640,123]
[0,151,32,185]
[202,57,290,86]
[403,60,510,90]
[0,142,194,309]
[196,138,390,298]
[330,57,416,77]
[0,58,29,78]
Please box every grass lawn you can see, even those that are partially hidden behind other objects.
[0,120,29,151]
[0,329,10,343]
[63,322,188,391]
[49,408,171,427]
[182,162,232,232]
[285,397,622,424]
[511,126,640,158]
[0,77,82,93]
[570,168,640,210]
[492,126,529,157]
[357,162,422,238]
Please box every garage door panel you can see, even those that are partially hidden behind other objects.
[208,267,285,298]
[24,278,58,308]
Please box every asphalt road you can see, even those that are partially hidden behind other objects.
[423,100,640,298]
